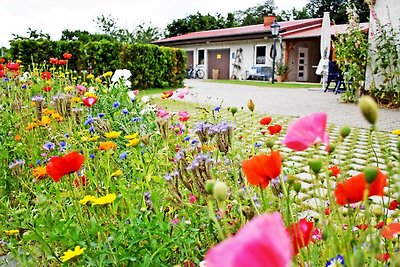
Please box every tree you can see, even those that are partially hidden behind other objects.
[235,0,277,26]
[12,28,51,41]
[306,0,369,24]
[132,24,162,44]
[278,7,311,21]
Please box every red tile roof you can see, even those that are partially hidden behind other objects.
[153,18,323,44]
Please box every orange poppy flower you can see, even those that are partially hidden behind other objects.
[46,151,84,182]
[334,169,387,205]
[382,222,400,239]
[99,141,116,151]
[242,151,282,188]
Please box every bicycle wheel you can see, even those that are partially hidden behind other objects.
[196,69,205,79]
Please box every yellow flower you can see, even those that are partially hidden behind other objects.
[105,131,121,139]
[88,136,100,142]
[95,77,102,83]
[111,170,123,177]
[72,96,81,103]
[51,113,63,122]
[92,194,116,206]
[79,195,97,205]
[50,67,56,71]
[103,71,113,77]
[39,116,51,126]
[124,133,139,140]
[84,92,97,98]
[87,74,95,80]
[32,166,47,180]
[64,86,74,92]
[60,246,85,262]
[15,59,22,64]
[5,229,19,235]
[392,129,400,135]
[26,122,38,131]
[126,138,140,147]
[58,73,65,78]
[43,108,56,115]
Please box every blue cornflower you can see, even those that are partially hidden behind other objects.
[98,113,105,118]
[59,141,66,147]
[113,101,120,108]
[254,142,262,148]
[214,106,221,111]
[122,108,129,115]
[89,154,95,159]
[36,160,41,165]
[64,133,69,138]
[183,136,190,142]
[21,84,27,89]
[84,116,94,125]
[131,117,142,123]
[89,126,95,133]
[326,254,345,267]
[119,152,128,160]
[43,142,55,151]
[191,139,198,145]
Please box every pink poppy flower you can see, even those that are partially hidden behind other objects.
[178,111,190,122]
[156,107,170,119]
[205,213,292,267]
[82,97,97,108]
[189,193,197,204]
[282,112,329,151]
[175,87,189,99]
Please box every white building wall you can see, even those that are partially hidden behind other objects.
[178,39,282,79]
[365,0,400,90]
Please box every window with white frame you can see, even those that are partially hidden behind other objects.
[198,49,205,65]
[255,45,267,65]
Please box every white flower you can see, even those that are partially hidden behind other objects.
[124,80,131,88]
[88,86,96,93]
[141,96,150,103]
[127,91,136,101]
[111,69,132,83]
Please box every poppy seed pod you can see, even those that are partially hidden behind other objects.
[340,126,351,138]
[205,180,216,195]
[229,107,238,115]
[213,181,228,201]
[358,96,378,125]
[247,99,255,112]
[309,158,322,174]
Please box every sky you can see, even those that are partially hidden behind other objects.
[1,0,308,47]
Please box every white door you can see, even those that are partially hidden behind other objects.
[297,47,309,81]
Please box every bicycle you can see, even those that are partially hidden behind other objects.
[186,65,205,79]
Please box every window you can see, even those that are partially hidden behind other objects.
[255,46,266,65]
[198,49,205,65]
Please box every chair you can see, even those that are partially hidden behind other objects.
[324,61,346,94]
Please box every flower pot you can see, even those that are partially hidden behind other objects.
[276,76,283,83]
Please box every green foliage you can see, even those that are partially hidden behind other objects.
[305,0,369,24]
[235,0,277,26]
[334,8,369,103]
[369,11,400,107]
[8,40,186,89]
[278,7,311,21]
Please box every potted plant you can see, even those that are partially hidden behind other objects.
[275,61,289,82]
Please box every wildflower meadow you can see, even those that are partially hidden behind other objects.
[0,55,400,267]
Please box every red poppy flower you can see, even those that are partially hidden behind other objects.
[82,97,97,107]
[375,221,385,229]
[161,90,173,99]
[0,58,5,63]
[334,169,387,205]
[382,222,400,239]
[287,218,314,255]
[267,124,282,135]
[324,206,331,215]
[43,86,52,92]
[49,57,58,64]
[58,59,67,65]
[0,71,4,78]
[41,71,52,80]
[328,165,340,177]
[0,64,3,71]
[389,199,398,210]
[376,253,390,262]
[6,62,19,71]
[46,151,85,182]
[260,116,272,125]
[356,224,368,230]
[63,53,72,60]
[242,151,282,188]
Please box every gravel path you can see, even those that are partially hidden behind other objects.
[184,79,400,132]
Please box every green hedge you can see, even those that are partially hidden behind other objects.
[8,40,186,89]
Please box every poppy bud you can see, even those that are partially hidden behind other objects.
[266,139,275,148]
[287,175,296,185]
[205,179,216,194]
[372,208,384,217]
[293,181,302,193]
[247,99,255,112]
[340,126,351,138]
[213,181,228,201]
[309,158,322,174]
[363,166,378,184]
[328,144,336,154]
[358,95,378,125]
[229,107,237,115]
